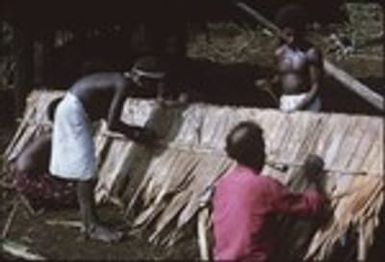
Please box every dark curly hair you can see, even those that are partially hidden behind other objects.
[225,121,266,171]
[275,3,308,32]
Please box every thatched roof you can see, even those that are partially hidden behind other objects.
[4,91,384,261]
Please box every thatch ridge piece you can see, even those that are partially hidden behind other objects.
[5,91,384,261]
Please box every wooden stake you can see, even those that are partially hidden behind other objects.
[1,198,20,238]
[19,194,38,217]
[1,239,46,260]
[197,207,210,260]
[45,219,83,229]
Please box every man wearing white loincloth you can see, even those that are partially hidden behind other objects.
[275,4,323,113]
[256,4,323,113]
[50,56,168,243]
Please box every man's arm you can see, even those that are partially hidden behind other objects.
[15,134,51,174]
[272,154,327,217]
[254,50,282,103]
[106,78,130,133]
[272,183,324,217]
[297,47,323,110]
[255,47,283,97]
[107,79,157,144]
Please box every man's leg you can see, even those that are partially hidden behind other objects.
[77,179,123,243]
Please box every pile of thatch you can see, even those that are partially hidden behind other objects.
[4,91,384,261]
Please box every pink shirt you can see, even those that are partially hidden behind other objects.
[213,165,323,261]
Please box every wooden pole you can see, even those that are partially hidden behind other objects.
[1,239,46,260]
[323,60,383,110]
[1,198,20,238]
[197,207,210,260]
[234,1,384,111]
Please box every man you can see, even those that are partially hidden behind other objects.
[50,56,167,243]
[213,121,326,261]
[257,4,323,113]
[13,97,77,210]
[275,4,323,113]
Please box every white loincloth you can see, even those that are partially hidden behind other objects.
[49,93,96,181]
[280,93,321,113]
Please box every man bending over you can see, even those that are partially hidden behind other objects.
[50,56,167,243]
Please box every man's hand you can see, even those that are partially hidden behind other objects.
[303,154,332,226]
[157,92,189,108]
[131,127,158,146]
[304,154,325,192]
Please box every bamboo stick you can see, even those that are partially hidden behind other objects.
[19,194,38,217]
[1,239,46,260]
[0,179,14,189]
[324,61,383,110]
[197,207,210,260]
[234,1,384,111]
[1,199,20,238]
[45,219,83,229]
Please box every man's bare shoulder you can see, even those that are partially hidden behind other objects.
[275,45,287,57]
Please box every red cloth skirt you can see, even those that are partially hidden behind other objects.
[13,170,77,210]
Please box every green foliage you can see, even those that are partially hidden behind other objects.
[0,22,13,56]
[344,3,383,51]
[188,22,276,66]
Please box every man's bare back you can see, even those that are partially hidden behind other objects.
[70,72,128,121]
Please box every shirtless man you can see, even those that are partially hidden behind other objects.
[275,4,323,113]
[50,56,167,243]
[257,4,323,113]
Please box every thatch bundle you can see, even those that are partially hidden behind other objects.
[4,91,384,261]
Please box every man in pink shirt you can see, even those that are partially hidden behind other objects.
[213,121,326,261]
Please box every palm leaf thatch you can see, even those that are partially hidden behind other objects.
[4,91,384,261]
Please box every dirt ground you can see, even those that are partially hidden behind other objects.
[0,200,198,260]
[1,2,384,261]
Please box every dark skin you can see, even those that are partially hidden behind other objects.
[276,27,323,110]
[71,72,158,139]
[14,133,51,175]
[256,27,323,111]
[69,72,165,243]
